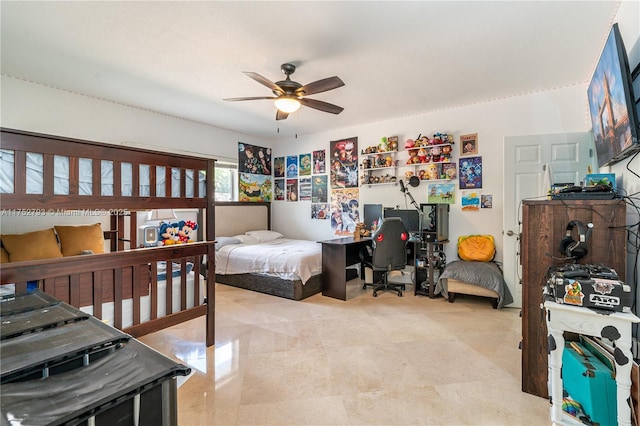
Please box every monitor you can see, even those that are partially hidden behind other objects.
[363,204,383,232]
[383,208,420,234]
[588,23,640,167]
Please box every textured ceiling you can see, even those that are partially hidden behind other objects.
[0,1,620,141]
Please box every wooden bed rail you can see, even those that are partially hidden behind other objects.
[0,242,215,339]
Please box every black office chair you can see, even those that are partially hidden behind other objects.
[359,217,409,297]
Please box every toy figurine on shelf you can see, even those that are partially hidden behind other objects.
[417,147,429,163]
[387,136,398,151]
[405,138,415,149]
[441,145,452,161]
[431,146,442,162]
[406,150,419,164]
[418,135,430,146]
[426,163,439,180]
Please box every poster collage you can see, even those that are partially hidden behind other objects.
[238,133,491,236]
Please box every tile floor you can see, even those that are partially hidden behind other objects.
[138,278,551,425]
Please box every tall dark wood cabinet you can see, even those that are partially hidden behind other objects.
[521,199,627,398]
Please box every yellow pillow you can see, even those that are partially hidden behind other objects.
[55,223,105,256]
[458,235,496,262]
[2,228,63,262]
[1,245,10,263]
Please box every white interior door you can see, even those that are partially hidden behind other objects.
[503,132,595,307]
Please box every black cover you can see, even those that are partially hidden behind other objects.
[0,302,89,340]
[0,291,191,426]
[1,316,128,382]
[0,290,60,316]
[1,339,191,425]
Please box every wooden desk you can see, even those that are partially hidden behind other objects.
[319,237,371,300]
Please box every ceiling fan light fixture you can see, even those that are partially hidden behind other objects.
[274,96,301,113]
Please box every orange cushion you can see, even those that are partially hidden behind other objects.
[55,223,105,256]
[458,235,496,262]
[1,245,10,263]
[2,228,63,262]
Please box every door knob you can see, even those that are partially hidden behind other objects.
[506,230,515,236]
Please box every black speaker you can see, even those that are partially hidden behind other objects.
[558,220,593,260]
[420,204,449,242]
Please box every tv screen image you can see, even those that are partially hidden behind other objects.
[588,23,640,167]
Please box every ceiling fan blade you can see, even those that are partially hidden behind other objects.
[296,76,344,96]
[299,98,344,115]
[276,110,289,121]
[244,72,284,95]
[223,96,277,101]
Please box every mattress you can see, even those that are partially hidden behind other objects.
[80,271,205,328]
[0,149,206,197]
[215,238,322,284]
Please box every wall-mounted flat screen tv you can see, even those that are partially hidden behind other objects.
[588,23,640,168]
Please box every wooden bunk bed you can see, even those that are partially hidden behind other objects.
[0,128,216,346]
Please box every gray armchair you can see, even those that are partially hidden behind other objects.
[359,217,409,297]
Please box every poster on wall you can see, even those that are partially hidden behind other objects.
[299,153,312,176]
[286,155,298,178]
[239,173,272,202]
[481,194,493,208]
[330,137,358,189]
[311,203,330,220]
[274,157,285,178]
[313,149,326,174]
[274,179,285,201]
[427,183,455,204]
[312,175,328,203]
[460,133,478,156]
[459,156,483,189]
[299,177,312,200]
[330,188,360,235]
[461,190,480,211]
[238,143,271,175]
[286,179,298,201]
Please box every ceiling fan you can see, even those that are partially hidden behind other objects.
[224,63,345,120]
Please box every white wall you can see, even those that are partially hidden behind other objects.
[271,85,589,263]
[0,76,267,161]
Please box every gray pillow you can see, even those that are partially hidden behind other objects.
[215,236,241,251]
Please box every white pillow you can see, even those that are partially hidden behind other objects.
[245,230,283,243]
[233,234,260,245]
[215,236,241,251]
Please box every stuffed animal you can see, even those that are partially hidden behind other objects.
[404,138,415,149]
[426,163,439,180]
[406,150,419,164]
[160,222,180,245]
[442,145,452,161]
[417,147,428,163]
[430,146,442,162]
[177,220,198,243]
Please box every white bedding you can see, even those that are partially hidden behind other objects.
[215,238,321,284]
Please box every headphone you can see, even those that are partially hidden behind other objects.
[558,220,593,260]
